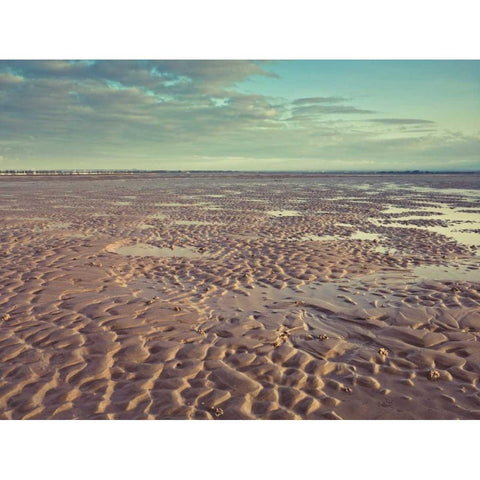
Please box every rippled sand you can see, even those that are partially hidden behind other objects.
[0,173,479,419]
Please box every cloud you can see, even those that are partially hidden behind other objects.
[367,118,435,125]
[292,96,347,105]
[0,72,24,86]
[0,60,477,171]
[3,60,276,93]
[291,104,376,117]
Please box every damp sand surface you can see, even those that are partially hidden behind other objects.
[0,172,479,420]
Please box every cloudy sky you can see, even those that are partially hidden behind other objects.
[0,60,479,171]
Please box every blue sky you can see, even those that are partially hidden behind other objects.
[1,60,479,170]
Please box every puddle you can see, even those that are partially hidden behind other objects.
[155,202,210,207]
[113,201,131,206]
[138,224,156,230]
[375,205,480,247]
[413,263,480,282]
[150,213,168,220]
[374,245,399,255]
[201,206,223,210]
[398,186,480,199]
[350,232,382,241]
[301,231,383,243]
[113,243,204,259]
[48,222,71,229]
[383,206,442,215]
[268,210,302,217]
[174,220,219,226]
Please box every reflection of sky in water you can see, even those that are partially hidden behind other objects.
[375,204,480,247]
[268,210,302,217]
[413,263,479,282]
[350,183,480,199]
[301,231,385,243]
[114,243,203,258]
[155,202,210,207]
[174,220,219,225]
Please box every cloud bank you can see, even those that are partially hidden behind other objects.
[0,60,478,170]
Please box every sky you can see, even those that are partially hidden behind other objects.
[0,60,479,171]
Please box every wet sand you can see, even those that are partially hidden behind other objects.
[0,173,479,419]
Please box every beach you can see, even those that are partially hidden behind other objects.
[0,172,479,419]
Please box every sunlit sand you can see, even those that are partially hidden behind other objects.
[0,172,479,420]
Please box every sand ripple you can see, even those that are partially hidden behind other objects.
[0,173,479,419]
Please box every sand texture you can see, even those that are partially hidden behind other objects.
[0,173,479,419]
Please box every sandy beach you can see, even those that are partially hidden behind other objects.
[0,172,479,419]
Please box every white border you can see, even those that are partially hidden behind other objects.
[1,1,478,479]
[2,1,479,59]
[1,421,477,479]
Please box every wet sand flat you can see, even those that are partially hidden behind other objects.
[0,172,479,419]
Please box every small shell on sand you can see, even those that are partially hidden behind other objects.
[378,347,389,357]
[273,331,289,348]
[427,370,441,381]
[319,334,329,340]
[210,406,224,417]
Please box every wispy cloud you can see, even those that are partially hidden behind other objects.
[367,118,435,125]
[292,96,347,105]
[0,72,24,86]
[291,105,376,117]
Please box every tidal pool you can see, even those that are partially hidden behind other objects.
[113,243,204,259]
[268,210,302,217]
[413,263,480,282]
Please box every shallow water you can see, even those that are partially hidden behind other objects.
[150,213,168,220]
[377,204,480,247]
[268,210,302,217]
[48,222,71,229]
[155,202,210,207]
[114,243,203,259]
[413,263,480,282]
[350,232,383,241]
[174,220,218,226]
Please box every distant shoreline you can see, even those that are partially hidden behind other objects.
[1,170,479,177]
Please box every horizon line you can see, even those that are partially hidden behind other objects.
[1,169,479,175]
